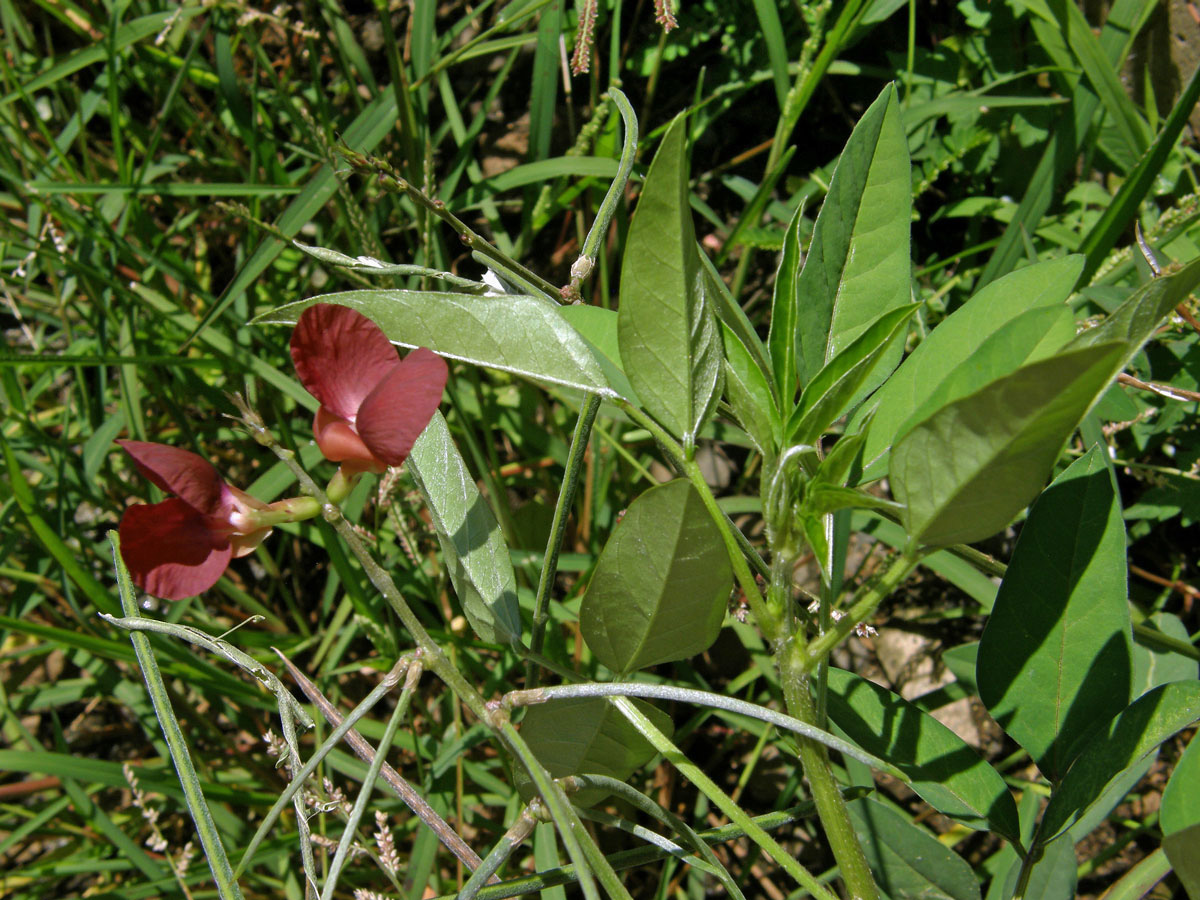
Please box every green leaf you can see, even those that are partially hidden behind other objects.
[255,291,612,396]
[825,668,1021,844]
[516,697,674,807]
[580,480,732,675]
[855,256,1083,481]
[1067,255,1200,360]
[891,341,1128,548]
[794,84,912,392]
[619,115,724,445]
[1161,732,1200,837]
[977,446,1132,781]
[408,413,522,646]
[847,798,981,900]
[1040,680,1200,841]
[768,206,805,403]
[1164,824,1200,899]
[722,320,781,458]
[787,304,918,446]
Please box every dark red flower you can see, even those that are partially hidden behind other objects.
[290,304,448,474]
[117,441,274,600]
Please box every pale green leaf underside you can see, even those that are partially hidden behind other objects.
[256,291,613,396]
[408,413,522,646]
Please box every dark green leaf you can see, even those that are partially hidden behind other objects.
[892,342,1127,547]
[618,116,724,445]
[408,413,522,646]
[795,84,912,392]
[255,291,612,396]
[977,447,1132,781]
[580,480,731,675]
[825,668,1021,843]
[1164,823,1200,899]
[855,255,1082,481]
[1040,680,1200,841]
[847,798,981,900]
[517,697,674,807]
[1160,732,1200,837]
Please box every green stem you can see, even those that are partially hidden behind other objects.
[528,394,601,686]
[108,533,246,900]
[611,696,840,900]
[779,653,879,900]
[803,550,920,670]
[320,663,421,900]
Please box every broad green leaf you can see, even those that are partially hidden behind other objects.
[977,447,1132,781]
[1161,732,1200,837]
[768,206,805,403]
[408,413,522,646]
[580,480,731,675]
[794,84,912,392]
[618,116,724,446]
[855,255,1083,481]
[892,341,1127,548]
[723,320,781,459]
[787,304,918,446]
[847,798,981,900]
[825,668,1021,844]
[255,292,612,396]
[1040,680,1200,841]
[516,697,674,807]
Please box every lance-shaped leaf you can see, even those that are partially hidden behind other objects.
[723,319,781,460]
[408,412,522,646]
[786,304,918,446]
[618,116,724,446]
[854,255,1082,481]
[847,798,981,900]
[794,83,912,392]
[580,479,731,675]
[891,341,1127,548]
[1040,680,1200,842]
[255,291,613,396]
[767,206,805,404]
[977,446,1132,782]
[516,697,674,807]
[825,667,1021,845]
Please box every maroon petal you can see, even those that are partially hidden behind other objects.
[119,499,233,600]
[313,407,385,470]
[290,304,401,420]
[356,347,448,466]
[118,440,228,515]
